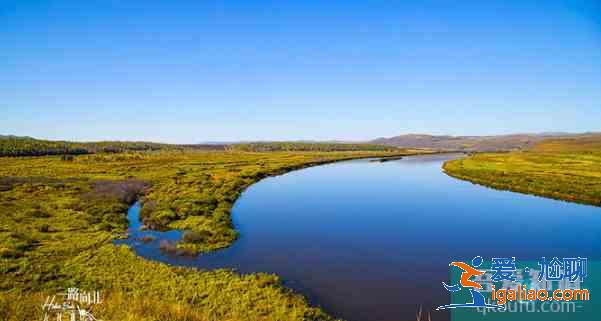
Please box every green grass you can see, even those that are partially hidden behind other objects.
[0,149,420,321]
[443,136,601,207]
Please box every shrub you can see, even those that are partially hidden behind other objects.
[139,200,157,218]
[138,235,156,243]
[159,240,177,254]
[182,230,211,244]
[87,179,150,204]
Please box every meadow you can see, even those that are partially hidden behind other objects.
[443,135,601,207]
[0,148,415,321]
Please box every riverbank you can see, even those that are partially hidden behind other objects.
[0,149,425,321]
[443,150,601,207]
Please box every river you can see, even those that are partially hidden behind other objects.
[116,154,601,321]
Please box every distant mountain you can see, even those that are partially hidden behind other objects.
[370,133,584,152]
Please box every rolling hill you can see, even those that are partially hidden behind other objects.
[370,133,593,152]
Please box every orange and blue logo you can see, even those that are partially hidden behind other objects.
[436,256,505,311]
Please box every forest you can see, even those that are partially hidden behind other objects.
[228,142,399,152]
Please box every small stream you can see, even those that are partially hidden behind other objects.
[114,202,183,257]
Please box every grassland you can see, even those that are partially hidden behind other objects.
[443,135,601,207]
[0,148,417,321]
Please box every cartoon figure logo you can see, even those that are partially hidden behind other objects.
[436,256,505,310]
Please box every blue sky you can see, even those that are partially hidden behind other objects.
[1,0,600,143]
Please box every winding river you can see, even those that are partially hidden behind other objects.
[116,154,601,321]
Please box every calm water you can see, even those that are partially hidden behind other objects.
[117,154,601,321]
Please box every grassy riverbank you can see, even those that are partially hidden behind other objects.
[0,148,420,321]
[443,135,601,206]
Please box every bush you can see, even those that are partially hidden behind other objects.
[138,235,156,243]
[159,240,177,254]
[182,230,211,244]
[87,179,150,204]
[139,200,156,218]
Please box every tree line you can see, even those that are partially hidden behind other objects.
[0,136,225,157]
[228,142,398,152]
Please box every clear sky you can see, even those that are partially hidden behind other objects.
[1,0,600,143]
